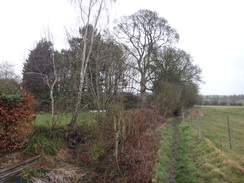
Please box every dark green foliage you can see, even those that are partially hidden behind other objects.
[0,79,22,103]
[22,39,54,111]
[88,144,105,167]
[33,126,63,139]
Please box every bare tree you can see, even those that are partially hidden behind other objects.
[69,0,116,127]
[114,9,179,106]
[44,31,58,128]
[0,61,19,81]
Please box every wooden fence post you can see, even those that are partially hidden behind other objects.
[197,114,202,137]
[227,116,232,149]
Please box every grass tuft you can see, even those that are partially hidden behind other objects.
[24,126,64,156]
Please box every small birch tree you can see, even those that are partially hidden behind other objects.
[23,37,58,129]
[69,0,116,127]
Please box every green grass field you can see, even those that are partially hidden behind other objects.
[187,106,244,167]
[34,111,96,127]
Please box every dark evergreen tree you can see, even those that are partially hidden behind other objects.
[22,39,54,111]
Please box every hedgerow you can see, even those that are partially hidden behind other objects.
[0,91,35,152]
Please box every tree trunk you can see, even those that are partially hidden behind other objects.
[69,0,105,127]
[50,44,57,129]
[50,87,56,128]
[70,71,85,127]
[140,73,147,107]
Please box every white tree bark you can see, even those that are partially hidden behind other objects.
[69,0,114,126]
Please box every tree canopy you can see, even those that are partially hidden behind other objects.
[114,9,179,106]
[21,7,202,118]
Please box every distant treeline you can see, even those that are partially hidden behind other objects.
[200,95,244,106]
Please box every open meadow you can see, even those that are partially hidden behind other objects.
[187,106,244,167]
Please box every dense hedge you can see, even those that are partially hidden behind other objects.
[0,91,35,152]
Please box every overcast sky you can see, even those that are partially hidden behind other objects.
[0,0,244,95]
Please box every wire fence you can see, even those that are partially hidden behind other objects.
[183,106,244,161]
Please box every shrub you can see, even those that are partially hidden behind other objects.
[24,126,63,156]
[0,92,35,152]
[153,82,182,117]
[89,144,105,167]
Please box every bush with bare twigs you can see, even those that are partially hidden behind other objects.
[93,108,164,182]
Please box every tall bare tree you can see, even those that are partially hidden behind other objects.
[69,0,116,127]
[0,61,19,81]
[114,9,179,106]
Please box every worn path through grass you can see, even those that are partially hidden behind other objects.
[154,118,244,183]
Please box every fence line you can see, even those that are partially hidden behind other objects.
[182,106,240,152]
[227,116,232,149]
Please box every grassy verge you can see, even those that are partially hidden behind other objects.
[154,119,244,183]
[154,119,175,182]
[187,106,244,166]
